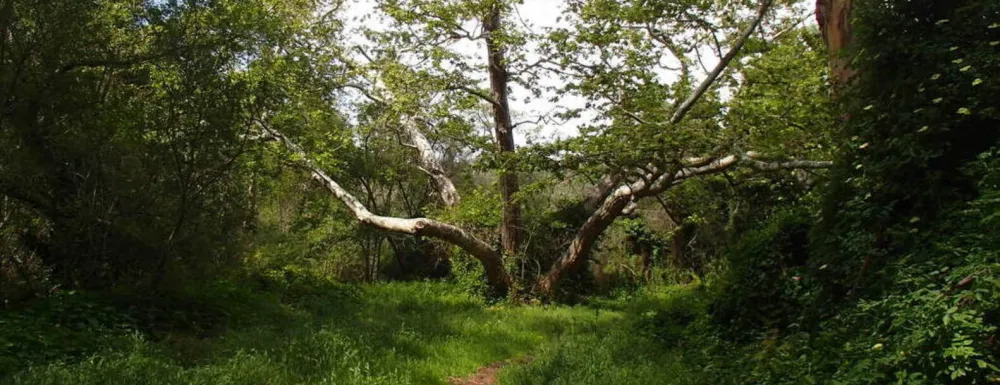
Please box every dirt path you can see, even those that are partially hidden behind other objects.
[447,356,534,385]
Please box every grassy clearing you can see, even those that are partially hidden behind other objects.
[4,281,677,385]
[500,286,711,385]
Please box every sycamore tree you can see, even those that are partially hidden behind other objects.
[260,0,834,295]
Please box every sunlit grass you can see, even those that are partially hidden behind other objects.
[5,281,661,385]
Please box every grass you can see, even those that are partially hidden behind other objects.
[4,280,695,385]
[500,286,712,385]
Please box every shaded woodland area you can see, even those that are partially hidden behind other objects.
[1,0,999,384]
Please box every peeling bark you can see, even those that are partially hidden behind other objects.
[817,0,855,87]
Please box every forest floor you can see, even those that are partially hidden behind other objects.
[1,281,707,385]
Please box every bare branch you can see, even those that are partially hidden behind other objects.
[57,55,161,74]
[447,85,500,107]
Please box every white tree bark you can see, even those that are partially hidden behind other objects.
[259,124,511,291]
[403,117,461,207]
[337,83,462,209]
[673,153,833,183]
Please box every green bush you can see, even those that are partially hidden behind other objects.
[711,208,815,337]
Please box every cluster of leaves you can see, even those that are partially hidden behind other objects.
[707,156,1000,384]
[815,0,1000,295]
[0,0,335,294]
[710,207,814,338]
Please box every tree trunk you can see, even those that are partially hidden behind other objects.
[539,154,833,294]
[484,3,521,257]
[816,0,855,86]
[538,191,633,294]
[671,223,694,271]
[627,235,653,282]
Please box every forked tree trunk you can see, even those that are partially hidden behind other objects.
[536,1,777,294]
[484,3,522,257]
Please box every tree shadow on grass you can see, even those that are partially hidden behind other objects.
[4,281,627,385]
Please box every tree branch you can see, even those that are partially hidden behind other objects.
[447,85,500,107]
[540,150,830,294]
[403,116,461,207]
[57,55,161,74]
[673,152,833,183]
[256,122,509,290]
[669,0,773,124]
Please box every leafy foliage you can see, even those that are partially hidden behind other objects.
[2,0,999,384]
[711,208,814,337]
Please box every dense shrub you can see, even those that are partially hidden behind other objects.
[815,0,1000,300]
[710,208,814,337]
[709,1,1000,382]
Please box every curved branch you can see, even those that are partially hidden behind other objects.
[540,151,830,294]
[258,123,510,291]
[673,152,833,183]
[338,82,461,208]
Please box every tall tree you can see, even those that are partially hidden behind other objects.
[0,0,326,289]
[483,1,521,256]
[261,0,834,295]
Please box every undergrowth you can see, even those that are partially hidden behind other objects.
[0,279,627,384]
